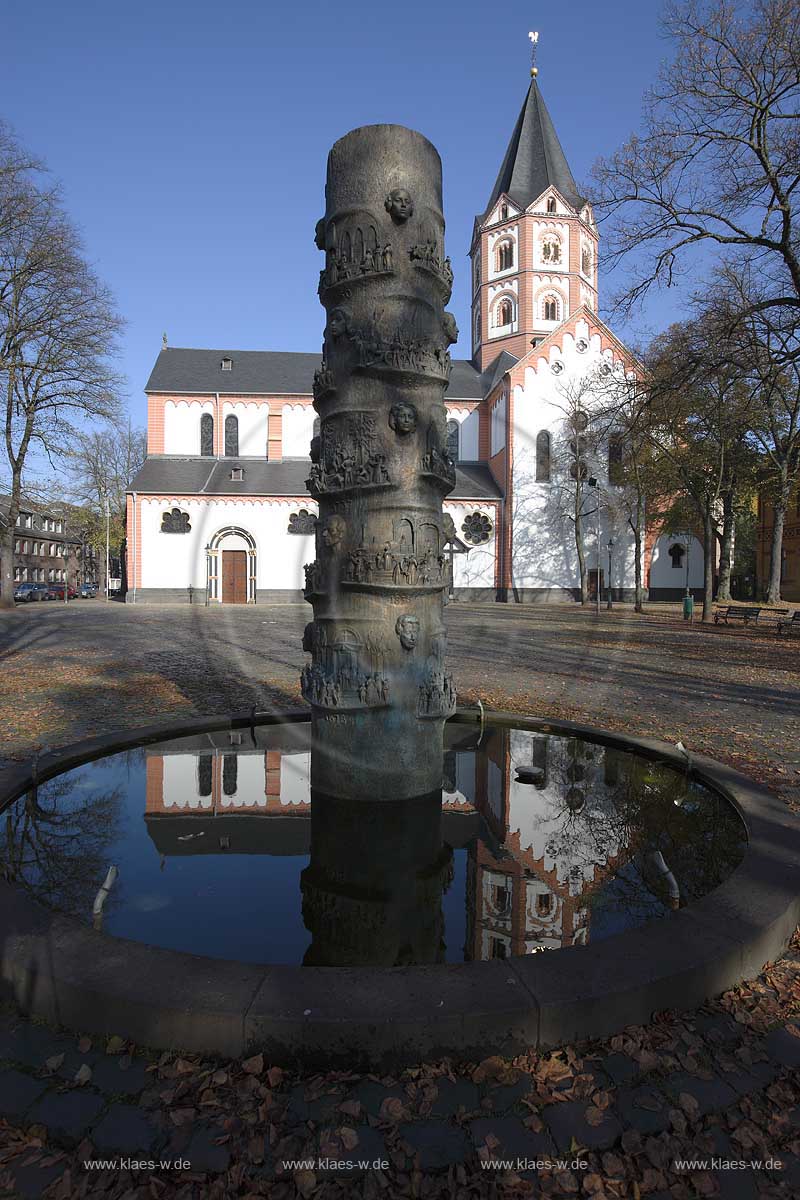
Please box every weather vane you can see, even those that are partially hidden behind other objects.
[529,30,539,77]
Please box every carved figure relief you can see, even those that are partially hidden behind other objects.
[417,668,456,717]
[312,363,335,401]
[161,508,191,534]
[388,401,418,436]
[385,188,414,223]
[409,241,454,297]
[319,240,394,292]
[395,614,420,651]
[301,624,390,710]
[288,509,318,536]
[348,316,452,382]
[306,412,391,496]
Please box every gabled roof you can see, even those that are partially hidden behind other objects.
[146,348,487,402]
[128,457,503,501]
[507,305,645,381]
[482,80,584,219]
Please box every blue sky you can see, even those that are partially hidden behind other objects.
[4,0,681,442]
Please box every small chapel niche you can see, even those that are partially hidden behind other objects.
[668,543,686,569]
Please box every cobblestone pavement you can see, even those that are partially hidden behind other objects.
[0,601,799,1197]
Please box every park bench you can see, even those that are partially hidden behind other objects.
[777,611,800,637]
[714,605,763,626]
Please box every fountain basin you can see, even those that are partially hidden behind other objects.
[1,709,798,1068]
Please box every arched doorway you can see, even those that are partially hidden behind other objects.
[207,527,257,604]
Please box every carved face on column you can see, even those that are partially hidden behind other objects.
[327,308,350,340]
[310,435,321,463]
[395,613,420,651]
[442,514,457,545]
[314,219,326,250]
[442,312,459,346]
[321,514,347,550]
[389,401,418,436]
[384,188,414,223]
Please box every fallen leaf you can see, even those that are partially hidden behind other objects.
[44,1054,65,1073]
[338,1099,361,1117]
[77,1037,92,1055]
[678,1091,700,1119]
[584,1105,605,1127]
[339,1126,359,1151]
[242,1054,264,1076]
[294,1168,316,1198]
[266,1065,283,1087]
[74,1064,92,1086]
[106,1036,125,1055]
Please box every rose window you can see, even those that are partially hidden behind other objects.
[461,512,494,545]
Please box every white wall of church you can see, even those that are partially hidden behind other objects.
[649,534,704,590]
[510,319,637,593]
[447,408,479,460]
[164,399,213,455]
[223,401,269,456]
[282,404,316,457]
[444,502,497,590]
[138,497,317,591]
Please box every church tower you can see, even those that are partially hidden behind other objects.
[470,70,599,372]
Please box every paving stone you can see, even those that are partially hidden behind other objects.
[87,1055,150,1096]
[615,1084,670,1134]
[316,1125,386,1176]
[350,1080,407,1116]
[396,1120,470,1172]
[184,1124,231,1174]
[0,1024,70,1072]
[601,1052,640,1086]
[91,1103,160,1155]
[541,1100,622,1152]
[0,1068,49,1119]
[429,1076,479,1117]
[8,1159,66,1199]
[481,1075,535,1113]
[27,1089,106,1144]
[716,1058,778,1097]
[762,1026,800,1069]
[712,1169,761,1200]
[691,1012,741,1046]
[469,1116,554,1175]
[662,1070,737,1116]
[287,1082,346,1123]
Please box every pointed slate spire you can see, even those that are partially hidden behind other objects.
[483,79,584,217]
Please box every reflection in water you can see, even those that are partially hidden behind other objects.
[0,722,746,965]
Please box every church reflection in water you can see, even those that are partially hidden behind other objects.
[140,720,742,965]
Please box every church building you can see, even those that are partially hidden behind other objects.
[127,73,703,604]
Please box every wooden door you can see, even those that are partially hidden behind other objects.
[587,569,604,601]
[222,550,247,604]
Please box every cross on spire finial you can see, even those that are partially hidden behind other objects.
[528,30,539,77]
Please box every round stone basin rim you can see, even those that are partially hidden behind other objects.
[1,708,798,1069]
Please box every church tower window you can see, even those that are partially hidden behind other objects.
[608,433,624,484]
[225,414,239,457]
[547,197,557,214]
[446,419,460,462]
[500,203,508,220]
[536,431,551,482]
[200,412,214,457]
[543,296,559,322]
[496,240,514,271]
[495,298,514,328]
[581,245,592,276]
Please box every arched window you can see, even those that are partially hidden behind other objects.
[222,754,238,796]
[608,433,624,484]
[547,197,557,214]
[668,543,686,570]
[536,431,551,482]
[224,414,239,457]
[200,412,214,456]
[197,754,212,797]
[495,298,513,328]
[581,245,592,276]
[543,296,559,322]
[446,419,460,462]
[500,203,508,220]
[541,236,561,264]
[496,241,514,271]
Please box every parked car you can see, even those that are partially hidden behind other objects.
[14,582,51,602]
[80,583,98,598]
[46,583,78,600]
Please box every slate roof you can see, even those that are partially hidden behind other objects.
[483,80,584,217]
[129,457,503,500]
[146,348,488,402]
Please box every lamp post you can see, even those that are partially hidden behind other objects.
[607,538,615,610]
[205,544,211,606]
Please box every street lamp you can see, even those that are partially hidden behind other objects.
[607,538,615,610]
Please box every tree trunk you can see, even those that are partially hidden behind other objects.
[702,503,715,622]
[575,485,587,604]
[766,471,790,604]
[715,489,735,602]
[633,492,646,612]
[0,475,22,610]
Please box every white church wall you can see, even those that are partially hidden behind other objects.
[649,534,704,590]
[223,401,269,456]
[491,394,506,454]
[162,755,210,809]
[510,320,637,594]
[282,404,316,457]
[163,399,213,455]
[138,497,318,592]
[280,753,311,806]
[447,407,480,460]
[444,502,497,589]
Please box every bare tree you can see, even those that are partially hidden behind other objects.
[0,119,123,607]
[592,0,800,336]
